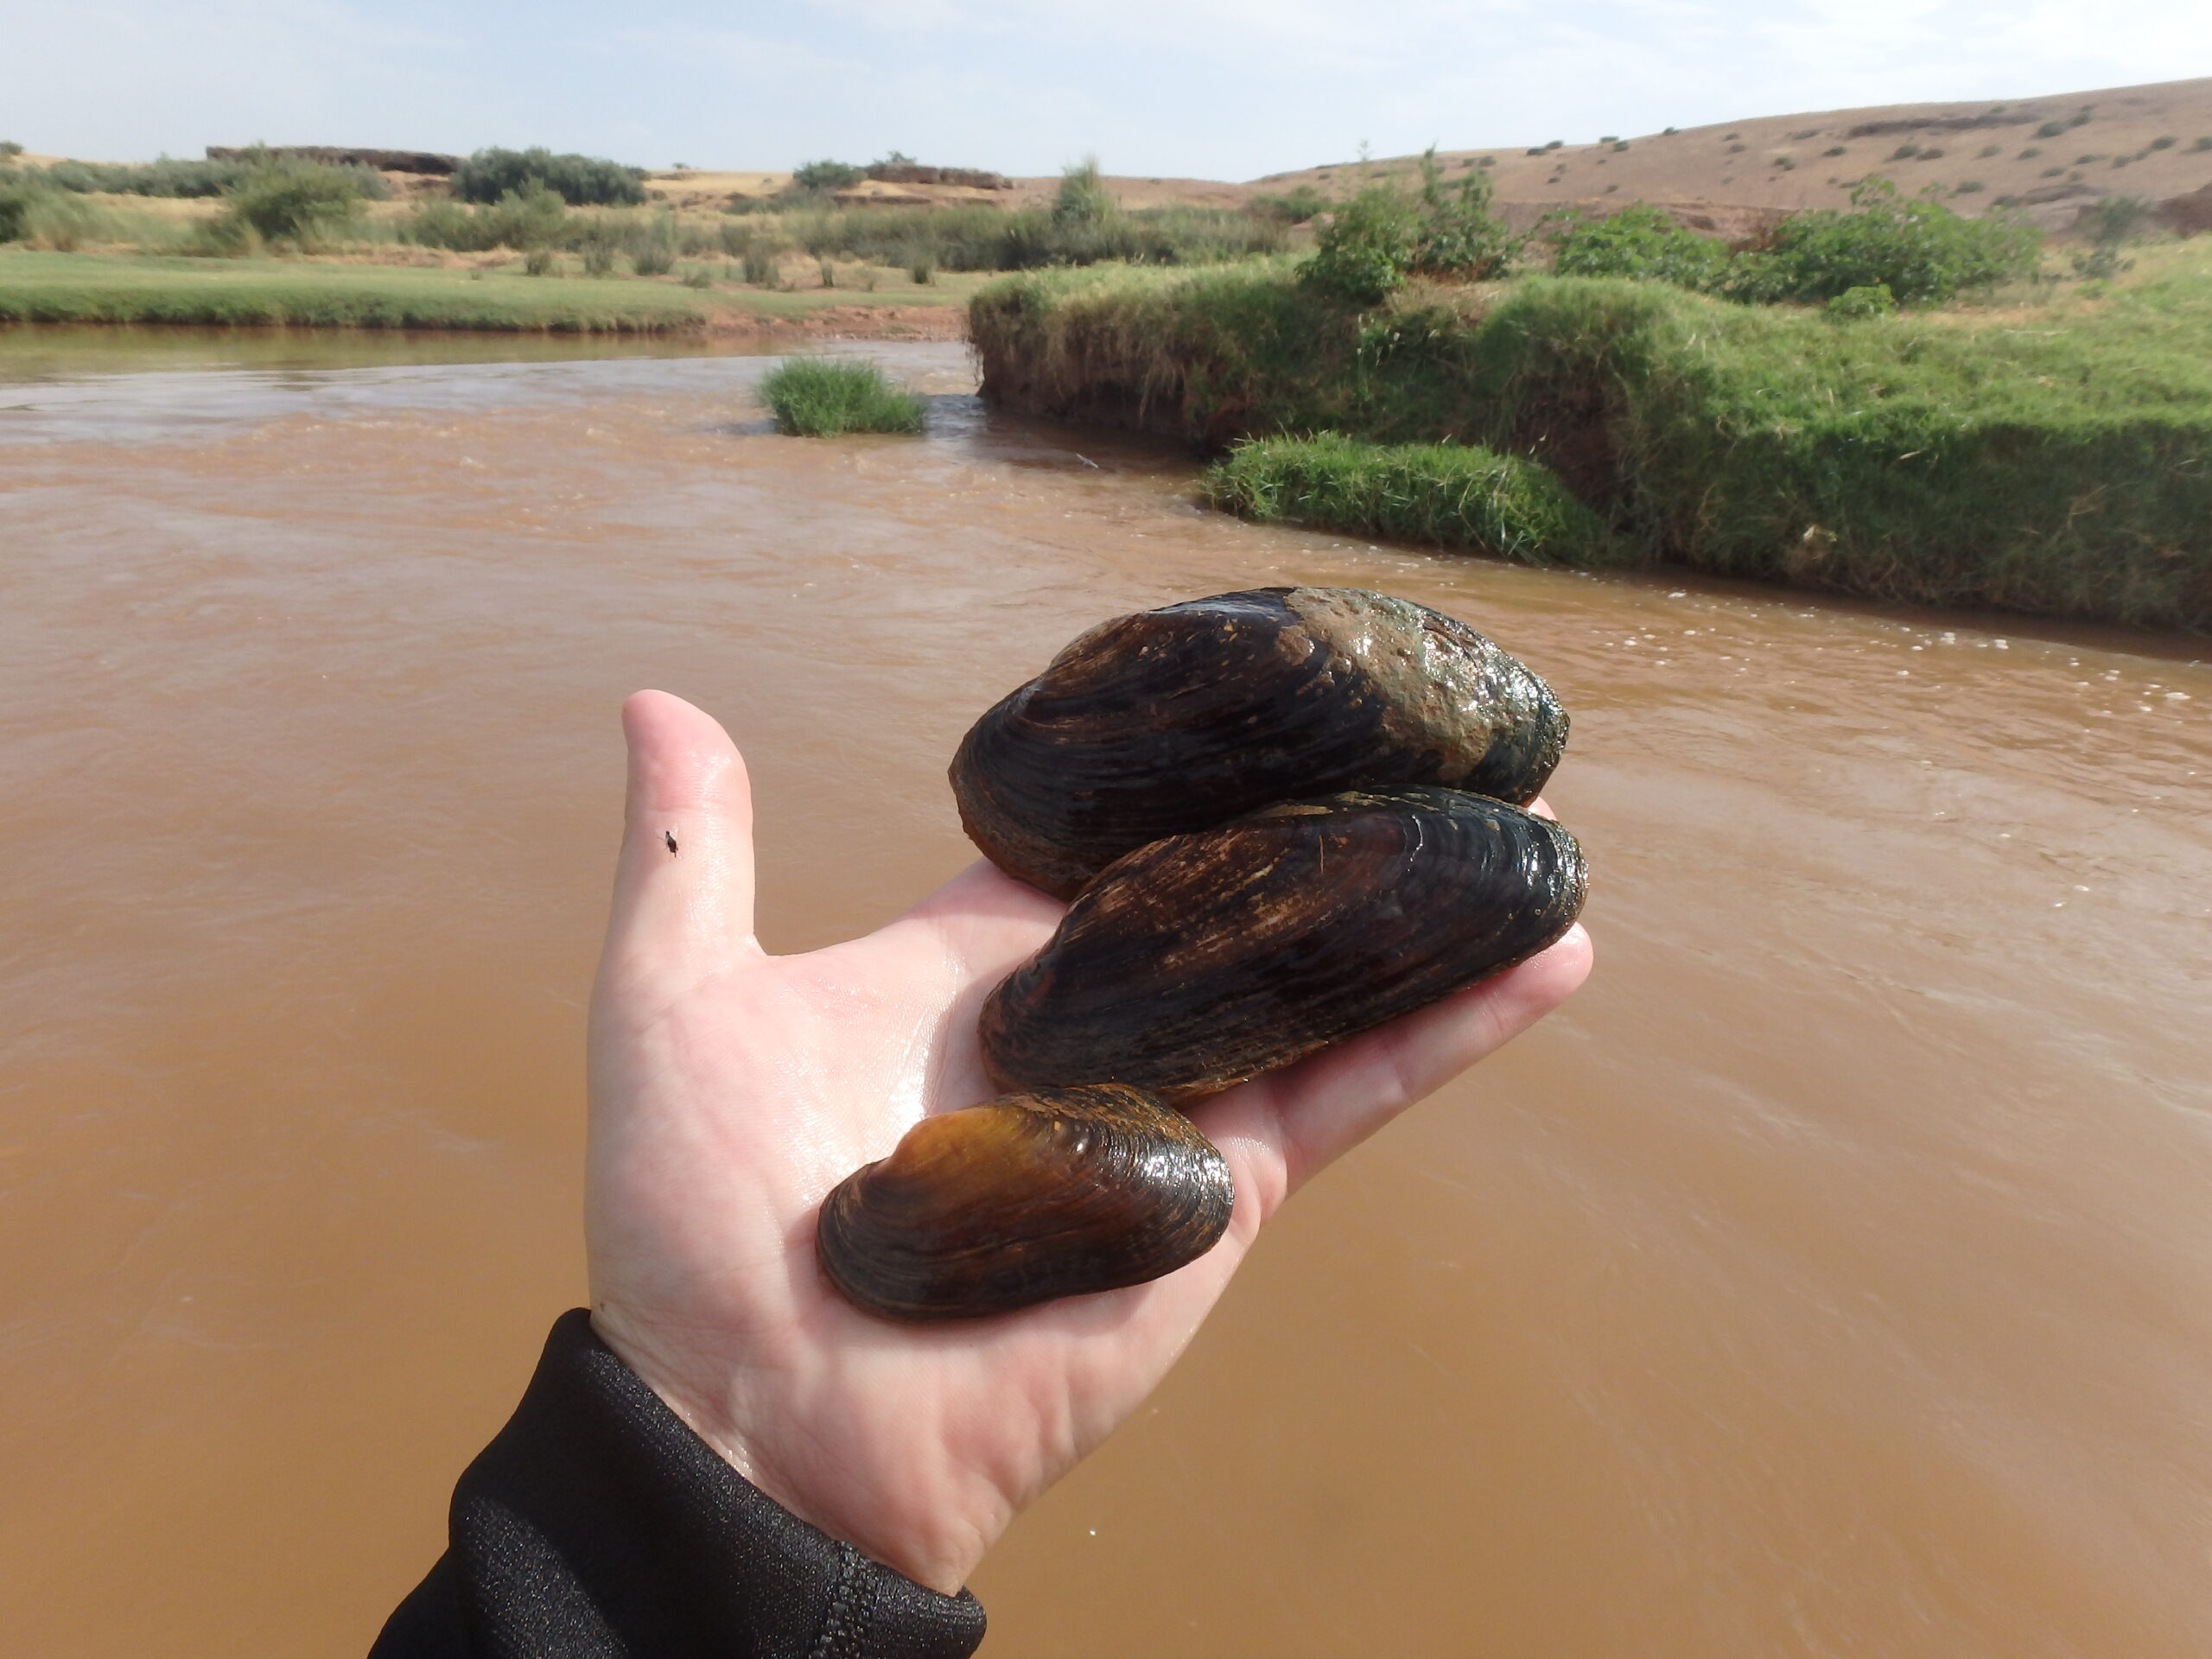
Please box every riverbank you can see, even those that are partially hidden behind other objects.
[0,251,975,336]
[970,246,2212,630]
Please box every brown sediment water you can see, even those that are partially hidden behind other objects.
[1,336,2208,1657]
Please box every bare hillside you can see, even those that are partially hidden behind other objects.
[1238,76,2212,232]
[1000,76,2212,233]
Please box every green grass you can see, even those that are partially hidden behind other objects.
[0,251,981,332]
[0,251,709,330]
[970,261,2212,630]
[1204,433,1621,567]
[760,357,926,435]
[768,202,1289,273]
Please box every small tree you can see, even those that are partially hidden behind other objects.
[1299,149,1520,307]
[1300,186,1421,305]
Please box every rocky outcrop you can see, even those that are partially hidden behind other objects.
[205,146,459,175]
[2160,183,2212,236]
[865,163,1011,190]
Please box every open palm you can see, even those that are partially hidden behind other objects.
[585,690,1592,1594]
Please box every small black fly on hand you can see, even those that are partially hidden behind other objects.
[664,829,679,857]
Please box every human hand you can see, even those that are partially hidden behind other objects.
[585,690,1592,1594]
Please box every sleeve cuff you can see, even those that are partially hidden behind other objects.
[373,1309,987,1658]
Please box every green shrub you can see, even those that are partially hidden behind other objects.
[1825,283,1896,318]
[2195,137,2212,153]
[741,246,779,284]
[582,242,615,277]
[2150,136,2177,150]
[910,257,935,284]
[777,200,1282,274]
[0,176,48,241]
[1549,202,1729,290]
[0,185,114,251]
[760,358,925,435]
[452,146,645,207]
[41,152,391,200]
[1203,432,1619,566]
[1300,149,1519,307]
[632,242,673,276]
[2037,120,2066,138]
[681,266,713,289]
[1726,177,2039,305]
[0,141,22,163]
[222,157,367,247]
[403,187,569,252]
[523,248,556,276]
[792,160,865,191]
[1300,187,1421,304]
[1955,180,1984,194]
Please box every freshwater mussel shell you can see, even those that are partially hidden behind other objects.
[951,587,1570,898]
[979,787,1586,1106]
[817,1083,1235,1321]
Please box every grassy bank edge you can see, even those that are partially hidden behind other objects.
[969,263,2212,632]
[0,251,979,334]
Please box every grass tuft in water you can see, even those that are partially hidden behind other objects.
[760,358,925,436]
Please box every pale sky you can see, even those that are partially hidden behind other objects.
[10,0,2212,180]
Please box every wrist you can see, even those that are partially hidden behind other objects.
[588,1301,996,1597]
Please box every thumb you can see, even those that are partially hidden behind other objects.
[600,690,760,989]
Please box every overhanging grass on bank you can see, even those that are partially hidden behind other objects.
[1205,433,1621,566]
[970,264,2212,630]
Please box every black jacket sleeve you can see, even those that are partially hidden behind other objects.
[372,1310,988,1659]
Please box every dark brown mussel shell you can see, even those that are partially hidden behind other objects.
[817,1084,1235,1321]
[979,787,1586,1106]
[950,587,1570,898]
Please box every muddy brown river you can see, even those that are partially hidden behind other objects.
[2,329,2208,1657]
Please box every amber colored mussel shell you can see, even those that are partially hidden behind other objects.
[817,1084,1236,1321]
[979,788,1586,1107]
[950,587,1570,898]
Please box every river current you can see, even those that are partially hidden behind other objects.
[1,330,2208,1656]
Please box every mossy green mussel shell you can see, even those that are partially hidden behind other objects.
[950,586,1569,899]
[980,787,1586,1107]
[817,1084,1235,1321]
